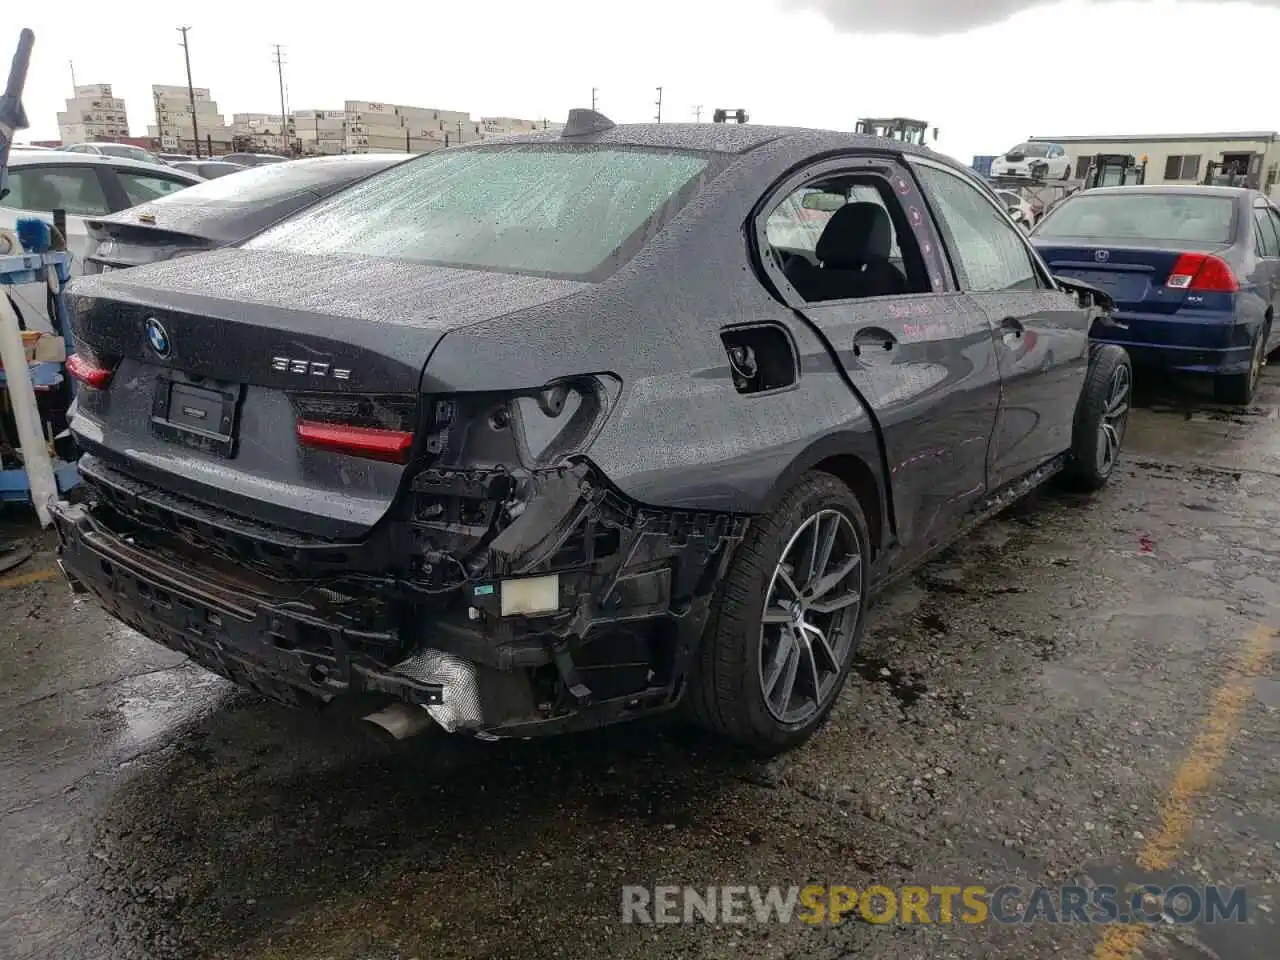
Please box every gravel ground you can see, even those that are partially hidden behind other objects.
[1,372,1277,960]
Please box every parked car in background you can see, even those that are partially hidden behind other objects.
[995,189,1036,229]
[991,142,1071,181]
[55,117,1130,756]
[61,142,162,165]
[222,152,289,166]
[83,154,412,273]
[169,160,245,180]
[1033,184,1280,403]
[156,153,195,164]
[0,150,201,328]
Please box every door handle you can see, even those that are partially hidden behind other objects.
[853,326,897,357]
[1000,316,1025,338]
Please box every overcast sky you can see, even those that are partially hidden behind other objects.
[11,0,1280,163]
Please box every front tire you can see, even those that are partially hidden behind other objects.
[686,472,870,755]
[1064,345,1132,491]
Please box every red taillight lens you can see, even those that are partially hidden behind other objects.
[296,420,413,464]
[1167,253,1239,292]
[66,353,114,389]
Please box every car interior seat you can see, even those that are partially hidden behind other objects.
[785,202,908,302]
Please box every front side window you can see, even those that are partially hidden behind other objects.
[914,165,1042,293]
[247,145,714,281]
[0,166,110,216]
[1007,142,1050,158]
[117,171,191,206]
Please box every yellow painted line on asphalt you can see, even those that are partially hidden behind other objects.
[0,566,58,590]
[1093,624,1275,960]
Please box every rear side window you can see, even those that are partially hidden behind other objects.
[1036,193,1236,244]
[117,171,191,206]
[1254,208,1280,257]
[0,166,110,216]
[246,145,713,281]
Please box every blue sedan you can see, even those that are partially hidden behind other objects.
[1032,185,1280,403]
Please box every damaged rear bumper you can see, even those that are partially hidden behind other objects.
[50,460,748,737]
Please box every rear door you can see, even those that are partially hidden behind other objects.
[911,157,1090,489]
[0,163,114,328]
[755,152,1002,562]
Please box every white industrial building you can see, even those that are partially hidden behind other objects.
[145,84,234,155]
[56,84,130,144]
[1029,131,1280,197]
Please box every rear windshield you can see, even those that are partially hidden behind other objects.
[1035,193,1237,244]
[244,144,714,281]
[151,159,381,206]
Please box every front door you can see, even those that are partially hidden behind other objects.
[757,154,1002,562]
[910,158,1091,489]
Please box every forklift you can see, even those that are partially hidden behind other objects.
[854,117,937,147]
[1203,152,1264,188]
[1083,153,1147,188]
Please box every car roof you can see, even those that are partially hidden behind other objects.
[7,148,199,179]
[474,121,945,159]
[1084,184,1255,199]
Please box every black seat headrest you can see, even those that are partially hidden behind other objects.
[815,202,893,268]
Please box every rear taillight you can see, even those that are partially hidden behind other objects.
[296,421,414,464]
[1167,253,1239,292]
[66,353,114,389]
[291,392,418,463]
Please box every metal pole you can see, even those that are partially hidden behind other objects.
[591,87,597,111]
[68,60,75,92]
[273,45,287,155]
[153,91,163,148]
[654,87,663,124]
[177,27,200,158]
[692,105,702,123]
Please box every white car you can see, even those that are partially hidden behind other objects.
[995,189,1037,229]
[61,141,162,164]
[990,142,1072,180]
[0,150,202,329]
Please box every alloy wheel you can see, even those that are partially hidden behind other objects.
[1096,362,1130,474]
[758,509,863,725]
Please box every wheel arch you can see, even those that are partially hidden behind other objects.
[757,430,892,558]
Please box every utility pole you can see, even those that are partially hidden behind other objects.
[69,60,76,92]
[153,90,164,148]
[654,86,663,124]
[692,104,702,123]
[273,45,288,155]
[177,26,201,157]
[591,87,598,111]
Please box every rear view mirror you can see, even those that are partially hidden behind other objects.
[801,192,845,212]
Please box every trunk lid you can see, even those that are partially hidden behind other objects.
[66,248,587,538]
[1035,242,1233,315]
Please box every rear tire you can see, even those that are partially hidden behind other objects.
[685,472,870,755]
[1215,326,1266,405]
[1064,345,1132,491]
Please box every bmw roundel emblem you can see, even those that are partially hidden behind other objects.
[145,317,171,358]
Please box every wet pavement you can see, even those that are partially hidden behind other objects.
[2,370,1278,960]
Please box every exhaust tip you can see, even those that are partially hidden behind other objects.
[360,702,435,742]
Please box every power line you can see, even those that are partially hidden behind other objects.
[272,44,288,155]
[654,86,663,124]
[177,26,201,158]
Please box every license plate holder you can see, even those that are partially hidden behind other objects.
[151,376,242,457]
